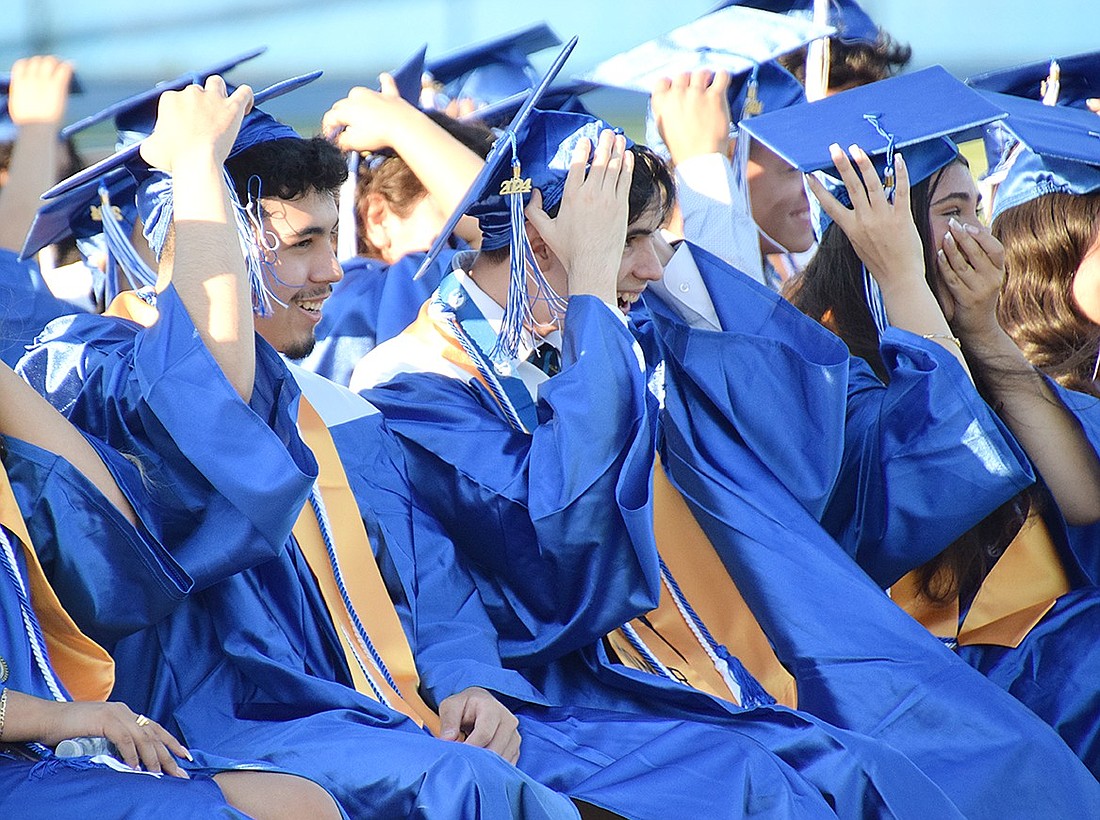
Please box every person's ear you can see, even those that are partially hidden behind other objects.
[362,193,391,255]
[524,219,555,266]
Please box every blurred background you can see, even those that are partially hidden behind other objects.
[3,0,1098,153]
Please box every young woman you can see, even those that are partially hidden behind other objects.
[786,142,1100,774]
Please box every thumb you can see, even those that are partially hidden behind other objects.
[378,72,398,98]
[437,697,462,741]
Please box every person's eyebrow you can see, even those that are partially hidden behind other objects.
[930,191,975,208]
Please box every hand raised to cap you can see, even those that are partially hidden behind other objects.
[525,129,634,305]
[139,76,253,174]
[651,69,732,163]
[7,55,73,127]
[806,143,925,294]
[322,73,420,154]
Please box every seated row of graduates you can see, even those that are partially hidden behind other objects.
[4,30,1100,820]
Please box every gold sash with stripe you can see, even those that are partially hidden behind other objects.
[293,399,441,733]
[893,512,1070,649]
[106,291,441,732]
[0,462,115,701]
[609,460,798,709]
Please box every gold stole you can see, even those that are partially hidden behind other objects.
[105,291,441,731]
[292,398,442,734]
[892,513,1071,648]
[0,464,115,701]
[608,459,799,709]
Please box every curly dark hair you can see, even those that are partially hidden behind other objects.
[224,136,347,207]
[992,192,1100,398]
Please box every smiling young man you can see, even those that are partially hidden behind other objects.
[17,76,589,820]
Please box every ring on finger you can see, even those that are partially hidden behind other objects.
[135,714,152,728]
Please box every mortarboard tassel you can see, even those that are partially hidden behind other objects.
[490,134,568,364]
[96,185,158,292]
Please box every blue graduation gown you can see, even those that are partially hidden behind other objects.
[361,284,981,819]
[316,373,840,820]
[300,250,457,386]
[955,380,1100,775]
[0,438,247,819]
[365,255,1100,818]
[0,249,83,368]
[17,287,578,820]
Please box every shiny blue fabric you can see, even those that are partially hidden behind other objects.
[0,443,247,818]
[331,409,846,820]
[958,586,1100,776]
[1049,380,1100,584]
[0,249,83,367]
[954,380,1100,774]
[637,243,1100,814]
[636,242,1035,589]
[361,291,977,818]
[16,288,579,820]
[363,295,662,664]
[300,249,457,386]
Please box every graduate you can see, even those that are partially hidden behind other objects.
[0,351,345,818]
[16,58,857,820]
[589,8,821,288]
[351,84,1100,814]
[18,71,587,819]
[759,68,1100,773]
[300,58,494,386]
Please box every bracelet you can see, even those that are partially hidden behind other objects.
[922,333,962,348]
[0,687,7,741]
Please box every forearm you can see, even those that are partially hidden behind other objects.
[965,327,1100,524]
[168,152,255,401]
[0,124,60,251]
[0,363,135,523]
[879,277,972,378]
[390,108,484,214]
[0,689,56,744]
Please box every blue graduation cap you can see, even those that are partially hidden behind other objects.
[416,36,582,361]
[462,78,598,127]
[740,65,1007,188]
[391,44,427,107]
[979,90,1100,220]
[968,50,1100,109]
[585,5,831,95]
[47,70,319,199]
[59,47,265,140]
[41,70,322,311]
[20,167,135,260]
[426,23,561,108]
[708,0,879,46]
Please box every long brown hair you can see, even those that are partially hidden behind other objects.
[992,191,1100,398]
[785,160,1026,604]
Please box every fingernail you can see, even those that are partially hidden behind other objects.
[964,223,980,234]
[944,231,955,245]
[183,748,193,762]
[828,143,842,155]
[948,217,961,230]
[848,144,861,157]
